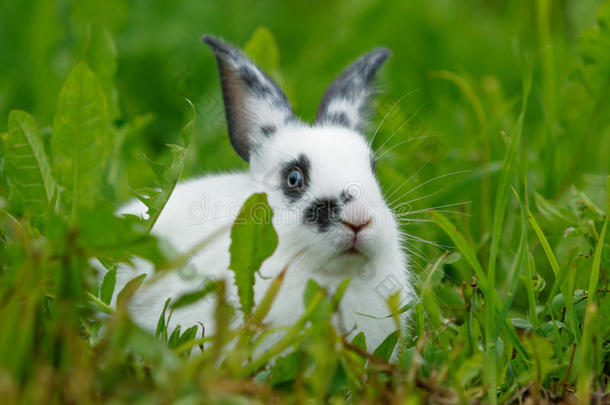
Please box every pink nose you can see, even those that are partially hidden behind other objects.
[342,219,371,235]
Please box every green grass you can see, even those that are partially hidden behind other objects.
[1,1,609,403]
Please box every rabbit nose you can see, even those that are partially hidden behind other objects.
[342,200,371,234]
[342,219,371,235]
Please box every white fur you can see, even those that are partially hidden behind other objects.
[109,123,415,355]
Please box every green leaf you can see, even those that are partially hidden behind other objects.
[77,203,167,267]
[585,175,609,310]
[250,265,286,325]
[242,284,326,375]
[141,100,195,231]
[229,192,278,315]
[171,282,217,310]
[167,325,182,349]
[84,23,118,119]
[270,351,302,386]
[578,2,610,101]
[303,279,332,322]
[244,27,280,82]
[421,251,451,328]
[122,323,176,366]
[511,318,533,331]
[155,297,171,342]
[523,336,554,386]
[4,110,56,215]
[330,278,351,312]
[534,192,577,225]
[328,359,348,396]
[429,211,486,285]
[174,325,199,357]
[483,75,530,403]
[539,320,572,340]
[550,290,587,325]
[106,113,154,187]
[455,353,484,388]
[99,266,117,305]
[51,62,111,219]
[493,187,529,336]
[373,330,399,362]
[351,332,367,350]
[430,212,528,359]
[116,273,146,308]
[528,207,564,306]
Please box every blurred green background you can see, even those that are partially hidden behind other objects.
[1,0,609,297]
[1,2,610,402]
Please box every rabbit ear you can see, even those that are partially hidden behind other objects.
[315,48,391,133]
[202,35,295,162]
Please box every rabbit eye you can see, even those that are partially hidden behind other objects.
[287,168,304,189]
[281,154,310,202]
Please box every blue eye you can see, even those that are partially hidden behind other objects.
[287,168,303,189]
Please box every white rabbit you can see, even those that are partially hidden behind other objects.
[110,35,416,355]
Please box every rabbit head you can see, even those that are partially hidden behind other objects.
[203,35,404,276]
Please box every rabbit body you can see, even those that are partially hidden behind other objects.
[115,126,414,353]
[109,36,416,354]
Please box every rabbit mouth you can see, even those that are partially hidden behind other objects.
[341,241,369,257]
[344,246,360,255]
[337,231,372,256]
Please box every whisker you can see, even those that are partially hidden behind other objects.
[382,172,412,202]
[394,201,471,215]
[369,90,418,147]
[402,234,453,250]
[376,135,434,161]
[401,241,437,267]
[397,218,435,224]
[382,145,455,206]
[390,190,442,211]
[398,209,471,218]
[383,162,430,204]
[400,209,471,219]
[401,244,434,267]
[374,103,428,156]
[388,169,470,210]
[388,184,442,211]
[400,169,470,199]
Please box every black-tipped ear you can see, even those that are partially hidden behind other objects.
[202,35,295,162]
[315,48,391,133]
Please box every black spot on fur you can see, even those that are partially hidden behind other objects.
[326,112,351,127]
[235,65,293,114]
[238,66,271,95]
[280,154,310,203]
[304,197,342,232]
[370,152,377,173]
[260,125,276,136]
[340,190,354,204]
[202,35,296,162]
[315,47,391,131]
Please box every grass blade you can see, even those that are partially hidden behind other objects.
[585,175,609,310]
